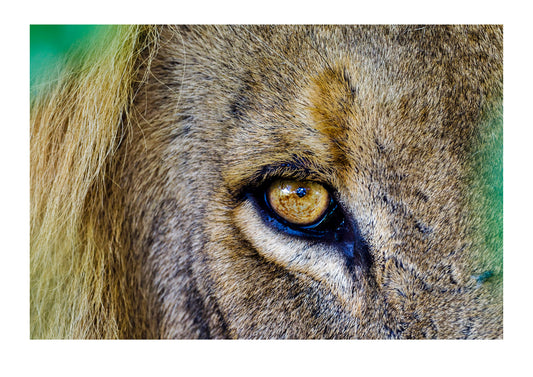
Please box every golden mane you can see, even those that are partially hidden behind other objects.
[30,25,159,338]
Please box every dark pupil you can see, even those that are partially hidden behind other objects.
[295,187,307,198]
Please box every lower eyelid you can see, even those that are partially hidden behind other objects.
[233,199,356,294]
[247,192,323,239]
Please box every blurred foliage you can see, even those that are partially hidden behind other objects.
[483,112,504,266]
[30,25,100,88]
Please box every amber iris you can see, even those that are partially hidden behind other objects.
[266,179,330,226]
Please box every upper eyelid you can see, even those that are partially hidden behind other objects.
[238,158,332,191]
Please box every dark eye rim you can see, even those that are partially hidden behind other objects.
[248,179,349,241]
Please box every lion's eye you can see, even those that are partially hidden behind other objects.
[266,179,330,226]
[252,176,364,261]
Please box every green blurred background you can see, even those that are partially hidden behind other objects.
[30,25,100,87]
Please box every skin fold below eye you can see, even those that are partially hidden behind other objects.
[266,179,330,226]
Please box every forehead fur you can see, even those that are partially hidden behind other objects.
[158,26,502,192]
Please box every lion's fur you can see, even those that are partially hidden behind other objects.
[30,25,160,338]
[31,25,503,339]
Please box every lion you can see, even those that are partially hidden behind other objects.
[30,25,503,339]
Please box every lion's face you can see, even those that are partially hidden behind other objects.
[118,26,502,339]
